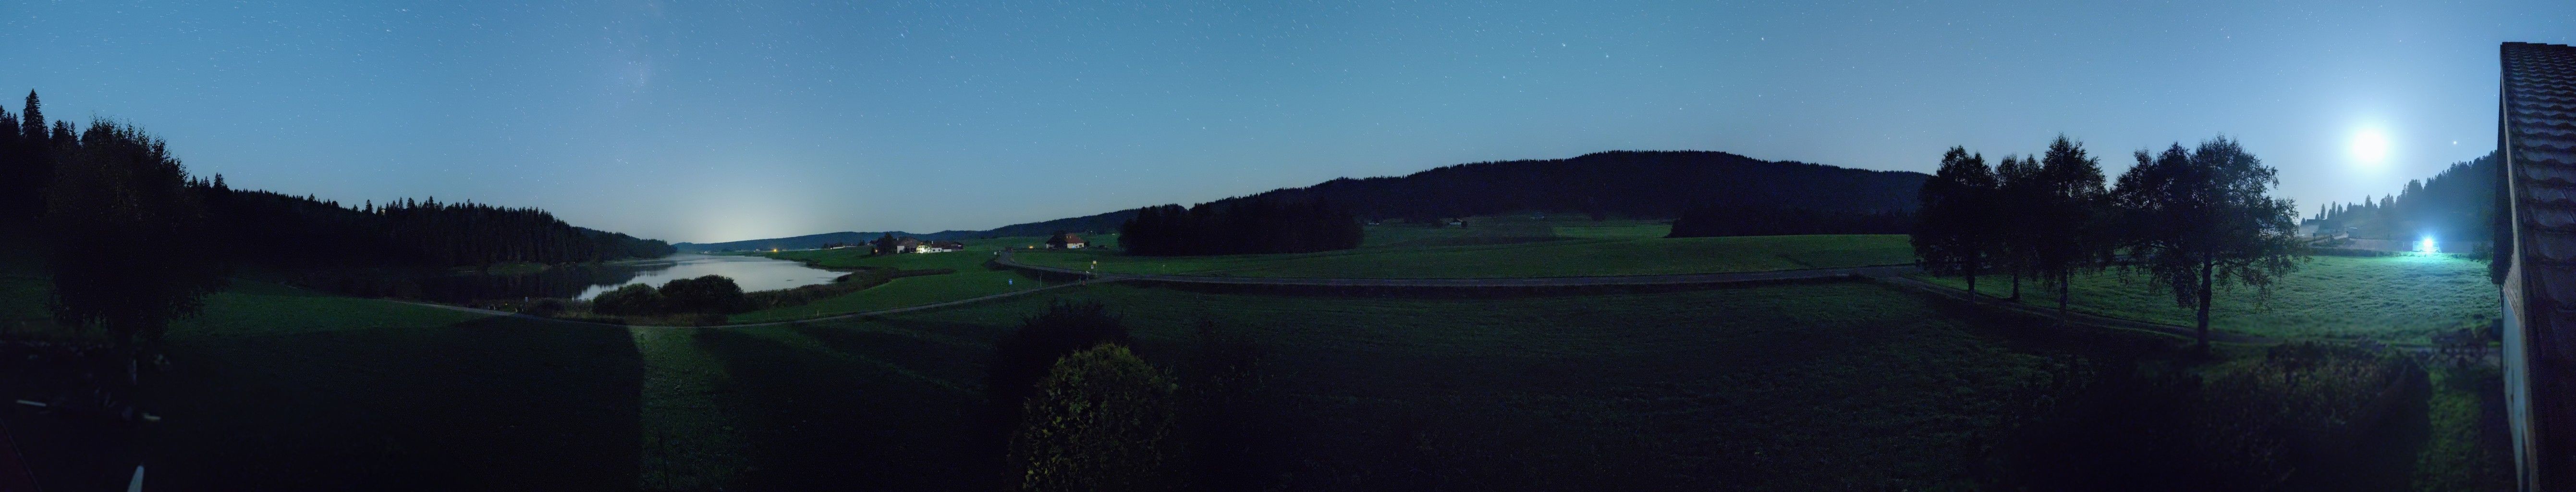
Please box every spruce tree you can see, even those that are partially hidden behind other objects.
[20,91,42,141]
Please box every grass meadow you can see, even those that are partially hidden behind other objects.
[1013,221,1911,279]
[732,246,1051,322]
[1912,253,2497,344]
[4,271,2132,490]
[612,281,2144,490]
[0,231,2510,490]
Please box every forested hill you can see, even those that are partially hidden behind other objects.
[2305,151,2498,241]
[673,209,1140,252]
[197,185,678,268]
[688,150,1921,251]
[0,89,675,269]
[1221,150,1923,221]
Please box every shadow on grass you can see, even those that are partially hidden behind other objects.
[142,316,643,491]
[688,328,984,491]
[2283,370,2433,492]
[790,323,992,391]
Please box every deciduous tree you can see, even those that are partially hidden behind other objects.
[1994,154,2044,300]
[1914,147,1999,297]
[2032,135,2113,314]
[2112,136,2306,349]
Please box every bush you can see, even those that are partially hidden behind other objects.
[656,275,746,313]
[985,300,1136,480]
[1989,343,2424,491]
[2194,342,2422,484]
[1010,344,1186,492]
[590,283,661,315]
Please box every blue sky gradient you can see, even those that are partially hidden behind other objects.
[5,0,2570,242]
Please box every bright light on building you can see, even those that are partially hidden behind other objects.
[2417,237,2439,254]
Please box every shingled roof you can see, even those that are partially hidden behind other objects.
[2501,41,2576,489]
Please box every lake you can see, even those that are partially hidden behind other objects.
[384,253,845,303]
[568,254,843,299]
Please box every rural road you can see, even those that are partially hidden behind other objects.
[992,250,1919,287]
[996,251,2268,344]
[396,251,2256,347]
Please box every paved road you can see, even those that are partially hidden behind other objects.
[994,250,1919,287]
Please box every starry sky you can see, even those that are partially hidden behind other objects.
[3,0,2571,243]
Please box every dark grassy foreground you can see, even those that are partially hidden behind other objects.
[654,281,2154,490]
[141,282,639,490]
[1914,254,2496,344]
[1,267,2506,490]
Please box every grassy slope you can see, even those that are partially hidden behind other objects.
[2412,364,2515,491]
[1014,232,1914,278]
[732,247,1049,322]
[0,277,647,490]
[0,272,658,490]
[672,281,2087,490]
[1,266,2501,489]
[1914,254,2496,343]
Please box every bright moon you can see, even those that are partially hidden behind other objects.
[2351,129,2391,164]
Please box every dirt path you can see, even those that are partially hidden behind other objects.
[1875,275,2276,344]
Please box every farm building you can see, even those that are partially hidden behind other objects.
[2496,41,2576,491]
[1047,233,1087,249]
[892,237,921,253]
[916,241,964,253]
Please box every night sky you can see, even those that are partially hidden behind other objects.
[4,1,2571,243]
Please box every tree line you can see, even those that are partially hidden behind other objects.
[1117,197,1365,256]
[1914,135,2306,348]
[1240,150,1924,222]
[2303,152,2496,244]
[0,90,671,271]
[200,186,674,269]
[0,90,673,344]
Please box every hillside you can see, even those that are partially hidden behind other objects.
[1239,150,1924,221]
[684,150,1926,252]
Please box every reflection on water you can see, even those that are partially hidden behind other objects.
[391,253,841,303]
[569,254,843,300]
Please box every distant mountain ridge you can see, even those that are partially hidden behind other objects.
[678,150,1926,252]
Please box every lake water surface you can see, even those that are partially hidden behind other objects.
[570,253,842,300]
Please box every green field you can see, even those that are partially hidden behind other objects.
[0,274,647,489]
[0,227,2509,490]
[7,272,2094,489]
[635,281,2146,490]
[1014,231,1914,278]
[1913,254,2497,344]
[732,246,1051,322]
[0,263,2506,489]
